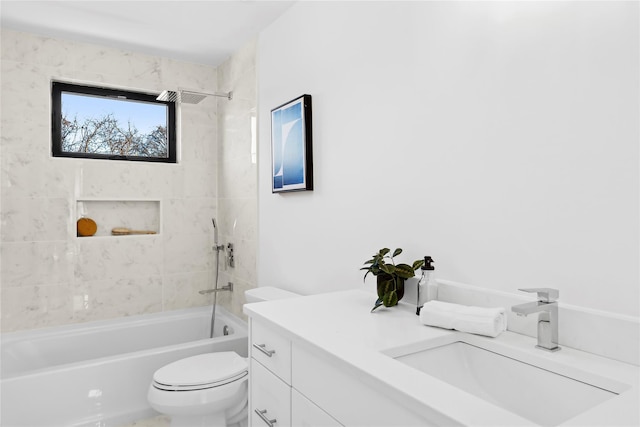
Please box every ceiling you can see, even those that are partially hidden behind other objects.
[0,1,295,66]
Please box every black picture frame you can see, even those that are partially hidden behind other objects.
[271,94,313,193]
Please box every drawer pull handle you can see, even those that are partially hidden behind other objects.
[255,408,277,426]
[253,343,276,357]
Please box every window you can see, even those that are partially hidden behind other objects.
[51,82,176,163]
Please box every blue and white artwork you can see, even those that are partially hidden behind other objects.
[271,95,313,192]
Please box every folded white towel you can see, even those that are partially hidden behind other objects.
[419,300,507,338]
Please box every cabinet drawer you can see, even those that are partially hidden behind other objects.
[251,320,291,384]
[250,358,291,427]
[292,388,343,427]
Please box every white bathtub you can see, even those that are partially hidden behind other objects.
[0,306,248,427]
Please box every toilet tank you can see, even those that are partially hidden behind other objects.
[244,287,300,303]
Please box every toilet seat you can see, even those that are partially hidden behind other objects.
[152,352,248,392]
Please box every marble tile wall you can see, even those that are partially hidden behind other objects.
[215,40,258,320]
[0,29,222,332]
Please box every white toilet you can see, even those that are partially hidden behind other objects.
[147,287,299,427]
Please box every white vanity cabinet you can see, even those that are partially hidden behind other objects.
[246,290,640,427]
[248,319,343,427]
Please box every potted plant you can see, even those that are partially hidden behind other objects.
[361,248,425,312]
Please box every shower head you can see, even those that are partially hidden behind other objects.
[156,90,205,104]
[156,89,232,104]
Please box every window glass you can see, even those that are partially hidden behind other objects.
[52,82,176,162]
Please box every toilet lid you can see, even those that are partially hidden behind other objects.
[153,352,248,391]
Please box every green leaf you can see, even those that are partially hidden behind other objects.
[382,289,398,307]
[380,264,396,275]
[392,248,402,258]
[395,263,416,279]
[412,259,425,270]
[371,298,384,312]
[378,278,393,294]
[379,248,390,256]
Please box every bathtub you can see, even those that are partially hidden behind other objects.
[0,305,248,427]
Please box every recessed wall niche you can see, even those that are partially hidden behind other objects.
[76,199,161,237]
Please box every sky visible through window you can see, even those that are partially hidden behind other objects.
[62,92,167,134]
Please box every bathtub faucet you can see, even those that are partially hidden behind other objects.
[199,282,233,295]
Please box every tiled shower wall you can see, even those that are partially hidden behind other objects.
[215,40,258,320]
[0,29,222,332]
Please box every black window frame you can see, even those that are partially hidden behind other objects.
[51,81,177,163]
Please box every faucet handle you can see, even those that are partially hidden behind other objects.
[518,288,559,303]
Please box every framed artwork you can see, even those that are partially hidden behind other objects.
[271,94,313,193]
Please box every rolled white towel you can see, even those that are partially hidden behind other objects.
[419,300,507,338]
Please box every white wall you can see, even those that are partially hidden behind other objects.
[257,2,639,317]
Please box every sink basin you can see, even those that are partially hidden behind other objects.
[388,336,628,426]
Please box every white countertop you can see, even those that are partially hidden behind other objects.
[244,289,639,426]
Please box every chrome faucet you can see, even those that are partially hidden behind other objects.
[199,282,234,295]
[511,288,560,352]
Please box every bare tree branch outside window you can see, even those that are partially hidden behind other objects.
[61,112,168,158]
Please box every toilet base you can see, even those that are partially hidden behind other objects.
[160,389,248,427]
[168,405,247,427]
[169,413,226,427]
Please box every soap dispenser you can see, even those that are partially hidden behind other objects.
[416,256,437,315]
